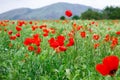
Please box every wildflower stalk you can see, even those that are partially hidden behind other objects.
[72,21,78,59]
[111,76,116,80]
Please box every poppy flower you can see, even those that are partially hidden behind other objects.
[66,37,74,47]
[16,26,22,31]
[35,47,41,54]
[33,34,39,39]
[93,34,100,40]
[94,43,99,49]
[59,46,67,51]
[32,26,38,31]
[32,34,41,46]
[56,35,65,46]
[77,26,82,31]
[16,33,20,37]
[33,38,41,46]
[48,35,67,53]
[24,38,33,46]
[43,33,48,37]
[17,20,25,26]
[43,29,49,33]
[96,55,119,76]
[111,37,118,45]
[80,31,86,38]
[23,34,42,54]
[39,25,47,29]
[29,21,33,24]
[116,31,120,35]
[65,10,72,17]
[50,28,56,34]
[91,21,95,24]
[10,36,16,40]
[104,34,110,42]
[28,46,34,51]
[110,37,118,49]
[72,22,77,30]
[48,38,59,49]
[8,30,12,35]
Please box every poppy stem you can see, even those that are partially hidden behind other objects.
[111,76,116,80]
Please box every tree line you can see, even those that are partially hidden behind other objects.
[60,6,120,20]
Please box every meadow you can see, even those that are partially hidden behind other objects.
[0,20,120,80]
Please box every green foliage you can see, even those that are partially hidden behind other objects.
[80,9,101,20]
[103,6,120,19]
[60,16,66,20]
[72,15,80,20]
[81,6,120,20]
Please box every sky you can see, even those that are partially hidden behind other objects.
[0,0,120,14]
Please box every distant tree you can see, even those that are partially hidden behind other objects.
[114,7,120,19]
[80,9,102,20]
[80,7,120,20]
[103,6,120,19]
[72,15,80,20]
[60,16,66,20]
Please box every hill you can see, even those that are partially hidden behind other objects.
[0,2,100,20]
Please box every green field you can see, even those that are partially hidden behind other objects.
[0,20,120,80]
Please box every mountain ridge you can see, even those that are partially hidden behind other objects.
[0,2,100,20]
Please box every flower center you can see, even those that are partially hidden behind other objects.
[109,69,117,76]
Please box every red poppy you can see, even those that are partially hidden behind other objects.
[23,38,33,46]
[8,30,12,35]
[28,46,34,51]
[23,34,42,54]
[94,43,99,49]
[48,38,59,49]
[17,20,25,26]
[93,34,100,40]
[50,28,56,34]
[91,21,95,24]
[116,31,120,35]
[43,29,49,33]
[65,10,72,17]
[66,37,74,47]
[32,34,41,46]
[96,55,119,76]
[48,35,67,53]
[43,33,48,37]
[56,35,65,46]
[29,21,33,24]
[77,26,82,31]
[35,47,41,54]
[110,37,118,49]
[111,37,118,45]
[33,39,41,46]
[39,25,47,29]
[16,26,22,31]
[80,31,86,38]
[10,36,16,40]
[104,34,110,42]
[59,46,67,51]
[16,33,20,37]
[32,25,38,31]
